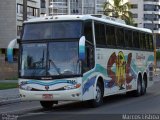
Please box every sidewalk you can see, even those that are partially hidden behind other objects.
[0,80,20,105]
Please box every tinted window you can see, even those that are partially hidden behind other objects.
[145,34,150,50]
[133,31,140,49]
[140,33,146,49]
[95,22,106,46]
[116,27,124,47]
[149,34,154,50]
[106,25,116,46]
[125,29,132,48]
[84,21,93,44]
[22,21,82,40]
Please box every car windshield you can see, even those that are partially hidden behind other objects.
[20,42,81,77]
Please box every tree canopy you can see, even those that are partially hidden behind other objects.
[103,0,134,25]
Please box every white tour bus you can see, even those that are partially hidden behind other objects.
[18,15,154,109]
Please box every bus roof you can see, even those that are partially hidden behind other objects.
[24,15,152,33]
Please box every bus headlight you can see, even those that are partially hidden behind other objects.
[20,85,32,91]
[63,84,81,90]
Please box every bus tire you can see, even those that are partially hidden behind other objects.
[90,82,103,107]
[40,101,56,109]
[141,75,147,95]
[133,76,142,97]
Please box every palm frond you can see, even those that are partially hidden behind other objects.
[113,0,121,8]
[122,11,133,18]
[103,0,134,25]
[103,1,114,9]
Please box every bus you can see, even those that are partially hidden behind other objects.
[18,15,154,109]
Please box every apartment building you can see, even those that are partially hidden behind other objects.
[0,0,40,62]
[40,0,106,16]
[129,0,160,48]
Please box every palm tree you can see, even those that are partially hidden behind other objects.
[103,0,134,25]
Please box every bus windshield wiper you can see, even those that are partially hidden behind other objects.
[48,59,61,75]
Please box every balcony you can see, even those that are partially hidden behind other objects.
[144,20,160,24]
[27,0,37,3]
[153,29,160,34]
[143,11,160,15]
[144,0,159,5]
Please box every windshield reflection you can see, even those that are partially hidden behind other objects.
[22,21,82,40]
[21,43,47,77]
[48,42,80,76]
[20,42,81,78]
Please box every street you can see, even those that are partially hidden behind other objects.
[0,76,160,120]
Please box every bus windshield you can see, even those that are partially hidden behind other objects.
[20,42,80,78]
[22,21,82,40]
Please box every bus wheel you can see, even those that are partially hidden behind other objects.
[90,82,103,107]
[40,101,56,109]
[141,76,147,95]
[134,76,142,97]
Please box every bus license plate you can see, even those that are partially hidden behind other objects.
[42,94,53,100]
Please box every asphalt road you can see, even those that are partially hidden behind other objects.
[1,76,160,120]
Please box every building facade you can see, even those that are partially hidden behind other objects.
[40,0,106,16]
[0,0,40,61]
[129,0,160,48]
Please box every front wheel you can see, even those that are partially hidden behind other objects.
[40,101,57,109]
[90,82,103,107]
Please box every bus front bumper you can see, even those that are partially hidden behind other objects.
[19,89,82,101]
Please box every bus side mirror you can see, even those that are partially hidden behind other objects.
[79,36,85,61]
[17,39,20,44]
[7,39,17,63]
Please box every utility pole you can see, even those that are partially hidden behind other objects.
[23,0,27,21]
[152,12,157,72]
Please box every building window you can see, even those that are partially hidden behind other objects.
[144,0,158,2]
[132,14,138,18]
[131,4,138,9]
[144,23,158,30]
[17,26,22,36]
[41,0,46,8]
[33,8,39,17]
[27,6,39,17]
[17,4,23,14]
[144,14,158,21]
[144,4,158,11]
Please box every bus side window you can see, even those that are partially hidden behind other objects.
[83,21,95,73]
[133,31,140,49]
[149,34,154,51]
[140,33,146,50]
[94,22,106,47]
[143,33,146,50]
[84,21,93,44]
[115,27,124,47]
[106,25,116,47]
[124,29,133,48]
[83,45,95,73]
[145,34,150,50]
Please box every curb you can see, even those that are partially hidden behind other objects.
[0,98,21,106]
